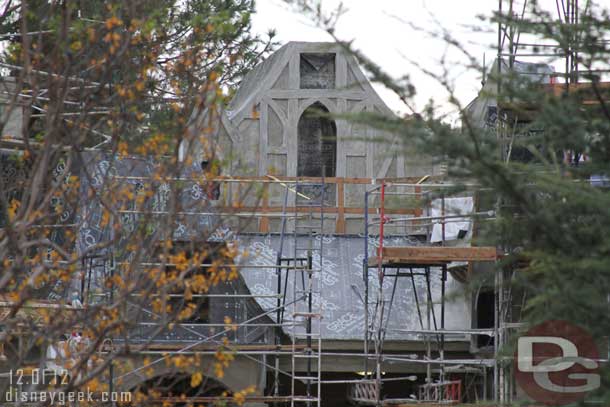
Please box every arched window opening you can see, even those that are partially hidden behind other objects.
[297,102,337,204]
[297,102,336,178]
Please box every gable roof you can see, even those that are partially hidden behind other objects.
[226,41,395,123]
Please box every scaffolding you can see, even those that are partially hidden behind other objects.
[0,164,511,405]
[496,0,610,163]
[4,3,600,403]
[494,1,608,402]
[497,0,585,88]
[353,182,501,406]
[0,166,332,405]
[99,175,506,406]
[88,174,333,406]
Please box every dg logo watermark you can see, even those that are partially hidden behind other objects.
[515,320,600,406]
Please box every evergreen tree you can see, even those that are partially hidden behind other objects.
[287,0,610,403]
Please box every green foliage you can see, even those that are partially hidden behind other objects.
[288,0,610,402]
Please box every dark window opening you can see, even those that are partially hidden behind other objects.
[297,102,336,204]
[476,291,495,348]
[300,53,336,89]
[297,102,336,178]
[489,110,545,164]
[508,127,545,163]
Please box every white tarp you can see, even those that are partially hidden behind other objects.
[431,197,474,243]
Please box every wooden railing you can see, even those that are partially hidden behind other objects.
[212,175,429,234]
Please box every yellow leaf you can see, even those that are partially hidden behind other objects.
[190,372,202,388]
[8,199,20,221]
[70,41,82,52]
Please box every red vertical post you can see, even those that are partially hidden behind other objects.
[377,182,386,287]
[378,183,386,257]
[377,183,386,282]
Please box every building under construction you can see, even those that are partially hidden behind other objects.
[1,1,608,406]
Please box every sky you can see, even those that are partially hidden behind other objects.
[250,0,591,117]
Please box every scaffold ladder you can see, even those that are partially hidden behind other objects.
[289,180,325,407]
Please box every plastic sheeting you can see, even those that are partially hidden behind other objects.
[430,197,474,243]
[235,234,472,340]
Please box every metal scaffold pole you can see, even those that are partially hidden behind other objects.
[274,183,290,402]
[286,178,323,407]
[355,181,500,406]
[363,189,370,379]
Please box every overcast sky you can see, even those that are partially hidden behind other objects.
[250,0,586,117]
